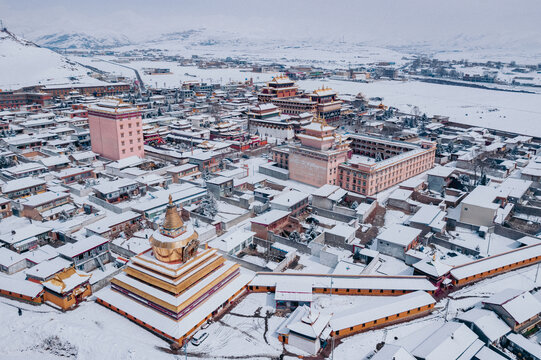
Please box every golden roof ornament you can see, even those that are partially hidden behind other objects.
[162,194,184,231]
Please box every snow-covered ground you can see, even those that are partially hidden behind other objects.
[299,78,541,137]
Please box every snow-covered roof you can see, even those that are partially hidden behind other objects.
[1,177,45,193]
[39,155,70,167]
[484,289,541,324]
[286,306,331,340]
[506,333,541,359]
[450,243,541,281]
[275,280,313,303]
[0,247,26,267]
[388,188,413,201]
[57,235,109,259]
[409,322,480,360]
[208,228,255,253]
[427,166,455,178]
[42,267,91,294]
[92,178,138,195]
[412,256,452,278]
[20,191,69,207]
[371,345,415,360]
[377,224,422,247]
[330,291,435,332]
[251,210,290,226]
[498,177,532,199]
[408,205,445,227]
[85,211,141,235]
[455,308,510,342]
[0,223,51,245]
[25,257,72,280]
[0,275,43,298]
[461,185,504,210]
[250,273,436,292]
[167,163,198,173]
[270,190,308,208]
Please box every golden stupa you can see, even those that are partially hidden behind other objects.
[149,195,199,263]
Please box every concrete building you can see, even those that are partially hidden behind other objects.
[250,210,290,240]
[0,247,27,274]
[0,197,12,218]
[1,177,47,199]
[339,135,436,196]
[19,191,74,221]
[270,190,309,217]
[427,166,455,193]
[377,224,422,260]
[88,98,144,160]
[274,118,350,187]
[57,235,111,272]
[277,305,331,355]
[483,289,541,333]
[459,185,507,227]
[206,176,233,198]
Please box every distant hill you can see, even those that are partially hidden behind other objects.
[34,32,132,50]
[0,29,107,91]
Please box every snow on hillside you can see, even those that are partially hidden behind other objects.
[0,30,108,91]
[35,32,132,50]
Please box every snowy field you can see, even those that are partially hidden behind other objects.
[298,78,541,137]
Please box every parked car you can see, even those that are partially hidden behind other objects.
[191,331,209,346]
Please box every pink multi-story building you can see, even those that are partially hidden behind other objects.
[273,119,350,187]
[88,99,144,161]
[338,134,436,196]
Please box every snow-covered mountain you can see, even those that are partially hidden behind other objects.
[0,29,109,90]
[34,32,132,50]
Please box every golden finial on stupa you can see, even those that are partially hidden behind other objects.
[162,195,183,230]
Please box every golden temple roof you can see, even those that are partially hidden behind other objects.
[162,195,184,231]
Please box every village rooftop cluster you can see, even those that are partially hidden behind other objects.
[1,26,541,360]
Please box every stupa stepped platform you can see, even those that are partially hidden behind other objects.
[97,267,253,342]
[126,248,227,293]
[111,259,242,318]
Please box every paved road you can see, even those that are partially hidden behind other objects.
[101,59,146,93]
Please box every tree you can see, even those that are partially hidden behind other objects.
[446,142,454,154]
[289,230,301,243]
[198,193,218,219]
[436,142,444,156]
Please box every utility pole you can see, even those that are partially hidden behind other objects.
[330,335,335,360]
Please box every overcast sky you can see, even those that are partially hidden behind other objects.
[1,0,540,47]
